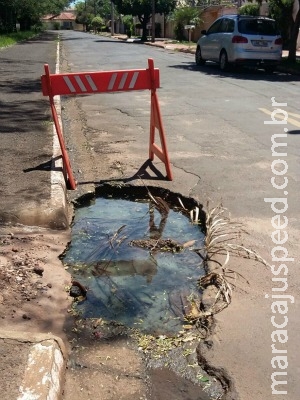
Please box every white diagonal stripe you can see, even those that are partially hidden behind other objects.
[129,72,139,89]
[108,73,117,90]
[85,75,97,91]
[63,76,76,93]
[118,72,128,89]
[75,76,87,92]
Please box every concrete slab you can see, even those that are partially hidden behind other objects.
[0,331,67,400]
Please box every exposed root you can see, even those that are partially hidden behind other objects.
[184,202,270,323]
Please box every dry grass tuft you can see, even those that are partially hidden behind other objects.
[191,202,270,320]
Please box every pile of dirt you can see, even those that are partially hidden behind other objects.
[0,232,50,320]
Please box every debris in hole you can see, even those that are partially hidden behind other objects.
[70,280,87,298]
[129,238,183,253]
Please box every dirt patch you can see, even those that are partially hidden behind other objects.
[62,316,221,400]
[0,226,72,336]
[149,367,211,400]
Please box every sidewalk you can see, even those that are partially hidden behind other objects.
[0,31,71,400]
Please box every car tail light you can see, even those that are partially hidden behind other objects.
[232,35,248,44]
[275,38,283,45]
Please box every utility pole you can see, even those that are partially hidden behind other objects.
[151,0,155,43]
[111,1,115,36]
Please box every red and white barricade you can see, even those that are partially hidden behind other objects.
[41,58,173,190]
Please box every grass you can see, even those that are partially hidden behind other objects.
[0,31,38,49]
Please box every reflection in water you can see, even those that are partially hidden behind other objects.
[63,197,205,334]
[92,257,158,283]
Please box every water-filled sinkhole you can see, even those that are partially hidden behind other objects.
[62,193,206,335]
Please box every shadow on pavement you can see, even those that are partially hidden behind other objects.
[168,61,300,82]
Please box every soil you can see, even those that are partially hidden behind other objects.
[0,226,71,336]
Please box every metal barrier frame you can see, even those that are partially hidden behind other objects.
[41,58,173,189]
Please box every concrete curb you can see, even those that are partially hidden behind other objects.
[0,331,67,400]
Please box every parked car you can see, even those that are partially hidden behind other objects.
[195,15,283,72]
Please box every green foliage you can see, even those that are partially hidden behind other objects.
[0,31,37,48]
[0,0,71,33]
[53,21,60,30]
[123,14,134,37]
[32,20,44,32]
[114,0,176,41]
[123,14,134,28]
[268,0,294,48]
[75,0,114,31]
[96,0,113,19]
[169,6,201,41]
[169,6,201,25]
[238,3,260,16]
[91,16,104,31]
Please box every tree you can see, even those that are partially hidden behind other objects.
[0,0,17,32]
[75,1,93,30]
[91,15,104,31]
[268,0,293,48]
[288,0,300,61]
[114,0,176,41]
[96,0,112,20]
[268,0,299,62]
[0,0,71,33]
[123,14,134,37]
[75,0,113,31]
[238,3,260,16]
[168,6,201,41]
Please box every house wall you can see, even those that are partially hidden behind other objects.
[42,20,83,31]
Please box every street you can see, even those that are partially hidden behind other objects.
[59,31,300,400]
[0,30,299,400]
[60,31,299,220]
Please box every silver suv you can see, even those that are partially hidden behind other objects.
[195,15,283,72]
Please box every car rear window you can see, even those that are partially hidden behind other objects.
[238,19,279,36]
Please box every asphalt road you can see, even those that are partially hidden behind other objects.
[59,31,300,221]
[58,31,300,400]
[0,31,68,228]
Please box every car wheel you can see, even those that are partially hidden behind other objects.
[195,47,206,66]
[219,50,228,71]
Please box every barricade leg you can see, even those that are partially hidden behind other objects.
[44,65,77,190]
[148,59,173,181]
[149,91,173,181]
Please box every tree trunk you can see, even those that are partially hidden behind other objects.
[0,5,17,33]
[19,18,31,31]
[288,1,300,62]
[139,14,150,42]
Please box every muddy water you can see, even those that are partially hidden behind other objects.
[63,197,205,334]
